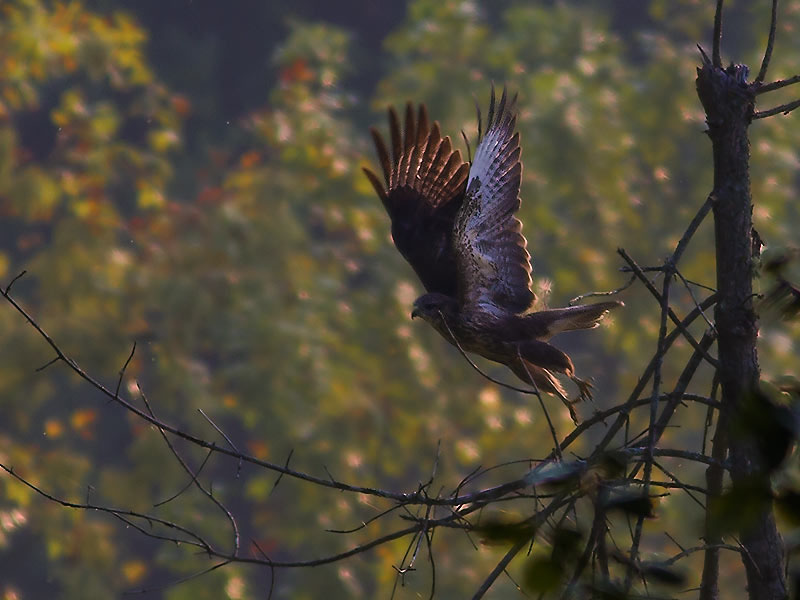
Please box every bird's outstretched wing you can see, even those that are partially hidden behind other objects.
[453,86,534,313]
[363,104,470,297]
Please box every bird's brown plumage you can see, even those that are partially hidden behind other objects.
[453,89,533,314]
[363,104,469,298]
[365,86,621,422]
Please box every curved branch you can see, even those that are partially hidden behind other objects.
[0,285,432,504]
[755,0,779,84]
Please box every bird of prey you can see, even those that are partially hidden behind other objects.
[363,87,620,422]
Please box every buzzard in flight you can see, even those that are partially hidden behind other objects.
[363,87,620,422]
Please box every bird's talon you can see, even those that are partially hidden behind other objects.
[567,403,579,426]
[556,394,580,425]
[571,376,594,403]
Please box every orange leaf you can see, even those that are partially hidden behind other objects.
[239,150,261,169]
[70,408,97,430]
[279,58,314,84]
[44,419,63,438]
[171,95,192,117]
[247,440,269,460]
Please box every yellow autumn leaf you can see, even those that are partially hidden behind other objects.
[148,129,179,152]
[137,183,164,209]
[72,199,94,219]
[122,560,147,584]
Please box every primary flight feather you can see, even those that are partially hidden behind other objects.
[363,86,620,422]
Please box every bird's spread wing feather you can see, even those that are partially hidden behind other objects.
[453,86,534,313]
[363,104,470,296]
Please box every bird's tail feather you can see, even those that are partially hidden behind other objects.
[533,301,622,337]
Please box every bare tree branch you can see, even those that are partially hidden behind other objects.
[755,0,779,83]
[755,73,800,95]
[754,97,800,119]
[618,248,719,368]
[713,0,724,67]
[625,248,675,590]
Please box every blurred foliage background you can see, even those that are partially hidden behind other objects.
[1,0,799,598]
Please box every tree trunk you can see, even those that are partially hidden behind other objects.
[696,61,787,600]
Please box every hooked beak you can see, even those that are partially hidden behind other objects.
[411,308,420,319]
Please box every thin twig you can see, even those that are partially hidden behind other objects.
[198,408,242,456]
[225,524,427,568]
[425,527,437,600]
[618,248,719,368]
[654,331,716,440]
[35,356,61,372]
[4,270,26,295]
[327,502,407,534]
[3,461,440,569]
[0,463,212,550]
[423,440,442,491]
[153,450,213,507]
[625,447,724,468]
[564,392,717,452]
[652,460,704,509]
[666,543,742,566]
[138,384,241,554]
[0,286,465,504]
[619,477,708,495]
[753,97,800,119]
[568,275,635,305]
[115,342,137,399]
[626,251,673,590]
[391,528,423,597]
[676,270,716,330]
[123,560,231,596]
[471,492,576,599]
[755,73,800,95]
[755,0,779,83]
[517,347,562,461]
[472,538,528,600]
[673,194,714,266]
[683,278,717,293]
[110,512,204,548]
[665,531,686,554]
[700,375,729,600]
[251,540,276,600]
[270,448,295,496]
[565,490,609,595]
[558,294,719,460]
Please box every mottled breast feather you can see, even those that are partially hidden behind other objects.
[453,86,534,314]
[363,103,470,297]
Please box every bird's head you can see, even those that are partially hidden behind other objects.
[411,293,458,323]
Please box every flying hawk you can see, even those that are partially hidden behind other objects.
[363,87,620,422]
